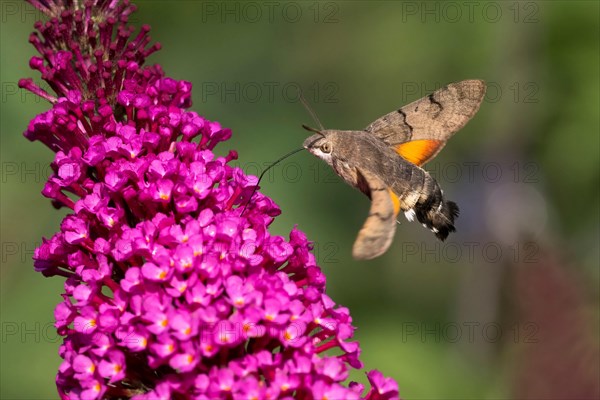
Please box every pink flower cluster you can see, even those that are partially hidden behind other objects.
[20,1,400,399]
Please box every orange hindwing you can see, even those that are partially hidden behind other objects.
[395,139,444,166]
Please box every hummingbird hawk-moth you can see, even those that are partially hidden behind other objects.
[303,79,486,260]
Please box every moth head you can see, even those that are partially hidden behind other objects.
[302,125,334,165]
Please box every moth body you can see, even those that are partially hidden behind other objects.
[302,79,486,259]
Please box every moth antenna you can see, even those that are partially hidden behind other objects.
[299,90,325,131]
[302,124,325,137]
[240,147,305,216]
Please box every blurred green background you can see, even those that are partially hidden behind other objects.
[1,1,598,399]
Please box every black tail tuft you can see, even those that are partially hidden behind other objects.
[416,200,460,241]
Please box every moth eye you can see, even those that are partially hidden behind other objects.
[320,143,332,154]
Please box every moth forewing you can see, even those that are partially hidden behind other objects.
[365,79,486,166]
[351,169,397,260]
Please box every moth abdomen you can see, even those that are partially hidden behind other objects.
[413,186,459,241]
